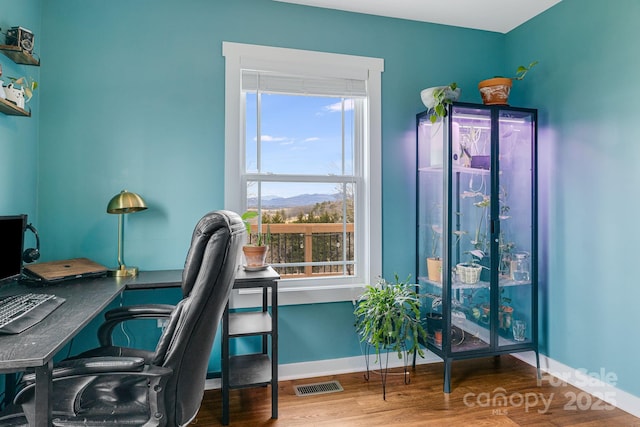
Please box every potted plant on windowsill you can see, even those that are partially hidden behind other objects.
[241,211,271,268]
[478,61,537,105]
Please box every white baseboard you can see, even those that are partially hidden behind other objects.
[205,351,439,390]
[512,352,640,418]
[278,351,441,381]
[207,351,640,419]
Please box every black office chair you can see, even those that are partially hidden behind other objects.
[1,210,245,426]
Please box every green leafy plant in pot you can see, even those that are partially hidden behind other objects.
[354,274,426,360]
[241,211,271,267]
[478,61,537,105]
[420,82,460,123]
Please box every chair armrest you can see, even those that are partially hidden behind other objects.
[104,304,175,320]
[14,357,173,424]
[21,357,147,383]
[99,304,175,346]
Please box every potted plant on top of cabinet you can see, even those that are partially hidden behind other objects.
[420,82,460,123]
[478,61,537,105]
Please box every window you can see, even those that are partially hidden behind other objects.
[223,42,383,304]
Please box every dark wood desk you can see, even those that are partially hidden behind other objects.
[125,269,182,289]
[0,275,127,427]
[0,267,279,426]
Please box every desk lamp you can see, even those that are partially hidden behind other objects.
[106,190,147,277]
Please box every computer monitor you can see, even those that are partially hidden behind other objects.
[0,214,27,284]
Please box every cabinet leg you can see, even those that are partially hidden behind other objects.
[272,384,278,419]
[443,358,452,393]
[221,388,229,426]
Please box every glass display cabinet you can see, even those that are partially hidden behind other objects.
[416,102,539,392]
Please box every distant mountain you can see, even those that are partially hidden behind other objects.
[248,193,340,208]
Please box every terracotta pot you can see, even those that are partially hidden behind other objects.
[425,313,443,336]
[499,305,514,330]
[242,245,268,267]
[480,303,490,325]
[481,304,490,315]
[434,329,442,346]
[478,77,513,105]
[426,257,442,283]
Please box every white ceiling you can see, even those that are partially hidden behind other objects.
[274,0,561,33]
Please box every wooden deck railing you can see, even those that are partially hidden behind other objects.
[247,223,354,279]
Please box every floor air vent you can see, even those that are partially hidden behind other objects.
[294,380,343,396]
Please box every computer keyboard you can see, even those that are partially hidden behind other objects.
[0,293,66,334]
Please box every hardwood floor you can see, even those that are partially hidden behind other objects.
[193,356,640,426]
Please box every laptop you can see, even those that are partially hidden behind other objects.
[24,258,109,283]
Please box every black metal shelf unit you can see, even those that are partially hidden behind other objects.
[415,102,539,393]
[221,266,279,425]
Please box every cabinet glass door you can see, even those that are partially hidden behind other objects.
[496,108,535,346]
[417,113,445,349]
[449,106,492,353]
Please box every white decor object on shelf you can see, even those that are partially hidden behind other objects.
[4,84,25,108]
[420,85,461,109]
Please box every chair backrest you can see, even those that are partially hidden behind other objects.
[152,210,244,425]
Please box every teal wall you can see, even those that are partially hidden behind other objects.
[0,0,42,401]
[3,0,639,403]
[506,0,640,399]
[0,0,41,252]
[33,0,502,369]
[36,0,502,271]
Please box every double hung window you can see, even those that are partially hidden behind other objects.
[223,42,383,302]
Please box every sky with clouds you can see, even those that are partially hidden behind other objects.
[246,93,355,198]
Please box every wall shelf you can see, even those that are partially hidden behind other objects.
[0,45,40,66]
[0,97,30,116]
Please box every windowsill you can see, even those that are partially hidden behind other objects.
[230,282,366,308]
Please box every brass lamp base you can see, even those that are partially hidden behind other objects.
[109,265,139,277]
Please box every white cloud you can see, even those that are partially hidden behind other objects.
[324,99,355,113]
[303,137,320,143]
[259,135,288,142]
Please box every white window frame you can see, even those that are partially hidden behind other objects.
[223,42,383,305]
